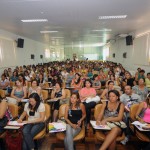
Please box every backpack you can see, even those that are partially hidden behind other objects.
[5,128,22,150]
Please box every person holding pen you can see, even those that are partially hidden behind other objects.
[64,92,86,150]
[17,93,45,150]
[96,90,125,150]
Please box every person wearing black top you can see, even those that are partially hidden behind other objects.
[64,92,86,150]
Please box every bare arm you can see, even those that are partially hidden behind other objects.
[96,102,106,125]
[100,89,107,99]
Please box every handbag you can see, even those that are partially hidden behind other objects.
[5,128,23,150]
[107,121,127,129]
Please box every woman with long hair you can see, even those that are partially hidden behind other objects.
[10,79,27,105]
[17,93,45,150]
[64,92,86,150]
[51,82,66,122]
[71,73,83,92]
[96,90,125,150]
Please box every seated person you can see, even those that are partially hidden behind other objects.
[51,82,66,122]
[71,73,83,92]
[10,79,27,105]
[28,79,41,97]
[37,73,46,89]
[92,74,102,95]
[120,85,141,144]
[17,93,45,150]
[0,74,10,90]
[122,72,136,88]
[101,80,122,99]
[132,78,149,101]
[96,90,125,150]
[80,79,100,129]
[135,93,150,150]
[10,71,18,82]
[64,92,86,150]
[145,72,150,91]
[65,70,74,87]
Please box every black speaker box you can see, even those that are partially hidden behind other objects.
[40,55,43,59]
[17,38,24,48]
[31,54,35,59]
[112,53,115,58]
[123,52,127,58]
[126,36,133,45]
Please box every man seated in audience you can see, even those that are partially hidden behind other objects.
[120,85,142,144]
[145,72,150,92]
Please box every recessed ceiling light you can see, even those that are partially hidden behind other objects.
[40,31,58,33]
[21,19,48,22]
[99,15,127,19]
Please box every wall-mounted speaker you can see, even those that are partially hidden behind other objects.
[17,38,24,48]
[126,35,133,45]
[31,54,35,59]
[112,53,115,58]
[123,52,127,58]
[40,55,43,59]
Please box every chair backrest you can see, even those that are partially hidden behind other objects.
[94,104,103,120]
[0,89,5,98]
[58,104,68,119]
[44,103,51,120]
[44,82,49,88]
[41,90,48,101]
[64,89,71,99]
[130,103,139,121]
[10,81,15,88]
[8,103,18,118]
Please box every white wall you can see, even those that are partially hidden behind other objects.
[0,29,65,75]
[106,29,150,74]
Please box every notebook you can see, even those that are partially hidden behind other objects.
[49,122,66,133]
[90,120,111,130]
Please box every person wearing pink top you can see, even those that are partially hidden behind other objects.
[79,79,100,129]
[136,93,150,150]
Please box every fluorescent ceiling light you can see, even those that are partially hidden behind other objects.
[40,31,58,33]
[92,29,112,32]
[21,19,48,22]
[99,15,127,19]
[51,37,64,38]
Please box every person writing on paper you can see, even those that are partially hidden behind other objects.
[10,79,27,105]
[64,92,86,150]
[80,79,100,129]
[17,93,45,150]
[51,82,66,122]
[96,90,125,150]
[135,93,150,150]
